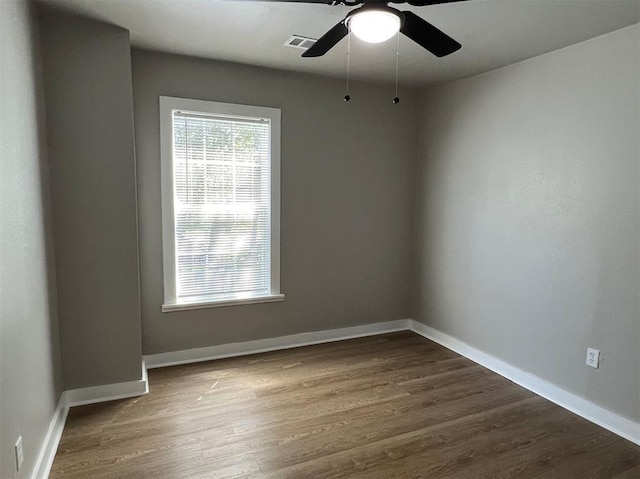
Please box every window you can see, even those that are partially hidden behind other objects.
[160,97,283,311]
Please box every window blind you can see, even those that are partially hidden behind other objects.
[172,110,271,303]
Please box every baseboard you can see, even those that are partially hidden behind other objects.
[63,361,149,407]
[408,319,640,446]
[31,395,69,479]
[144,319,412,369]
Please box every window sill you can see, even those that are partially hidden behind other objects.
[162,294,285,313]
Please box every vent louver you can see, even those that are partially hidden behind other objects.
[284,35,317,50]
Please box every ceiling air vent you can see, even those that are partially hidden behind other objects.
[284,35,317,50]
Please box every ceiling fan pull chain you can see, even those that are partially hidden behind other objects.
[344,27,351,102]
[393,30,400,104]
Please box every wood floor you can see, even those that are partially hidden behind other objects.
[50,331,640,478]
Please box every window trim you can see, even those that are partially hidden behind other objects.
[159,96,282,312]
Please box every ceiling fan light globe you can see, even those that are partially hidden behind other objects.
[350,10,401,44]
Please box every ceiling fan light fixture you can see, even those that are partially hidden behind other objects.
[349,9,401,44]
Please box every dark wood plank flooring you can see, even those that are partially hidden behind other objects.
[49,331,640,478]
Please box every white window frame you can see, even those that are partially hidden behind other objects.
[159,96,283,312]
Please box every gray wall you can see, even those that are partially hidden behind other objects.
[0,1,63,477]
[413,24,640,421]
[132,50,419,354]
[40,15,143,388]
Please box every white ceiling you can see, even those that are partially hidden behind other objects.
[39,0,640,86]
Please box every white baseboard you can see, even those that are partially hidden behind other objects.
[145,319,412,369]
[63,360,149,407]
[32,396,68,479]
[408,319,640,446]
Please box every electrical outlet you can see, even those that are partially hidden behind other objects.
[586,348,600,369]
[15,436,24,471]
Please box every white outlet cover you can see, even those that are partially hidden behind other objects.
[15,436,24,471]
[586,348,600,368]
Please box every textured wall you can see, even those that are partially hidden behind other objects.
[132,50,419,354]
[0,1,62,477]
[413,25,640,421]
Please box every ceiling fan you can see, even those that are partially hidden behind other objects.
[259,0,467,58]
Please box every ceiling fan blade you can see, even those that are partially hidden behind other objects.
[400,11,461,57]
[302,21,348,57]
